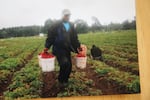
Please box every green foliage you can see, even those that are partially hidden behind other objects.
[0,18,136,38]
[91,60,140,93]
[4,59,43,99]
[0,58,22,70]
[127,79,140,93]
[95,68,110,76]
[57,72,102,97]
[0,26,42,38]
[74,19,89,33]
[103,54,139,74]
[0,70,11,82]
[1,38,44,99]
[43,19,53,33]
[79,30,138,75]
[0,30,140,99]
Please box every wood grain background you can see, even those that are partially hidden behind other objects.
[35,0,150,99]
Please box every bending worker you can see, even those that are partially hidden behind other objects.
[44,9,82,85]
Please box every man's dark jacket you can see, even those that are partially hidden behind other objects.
[45,20,80,54]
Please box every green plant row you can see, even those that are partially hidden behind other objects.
[4,45,43,99]
[103,54,139,75]
[0,41,42,85]
[89,59,140,93]
[0,70,11,84]
[57,71,102,97]
[0,37,44,62]
[102,46,138,62]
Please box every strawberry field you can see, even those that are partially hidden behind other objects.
[0,30,140,99]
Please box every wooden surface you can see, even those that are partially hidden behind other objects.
[35,0,150,100]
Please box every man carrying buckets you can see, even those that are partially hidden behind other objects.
[44,9,83,86]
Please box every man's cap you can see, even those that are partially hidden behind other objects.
[62,9,71,16]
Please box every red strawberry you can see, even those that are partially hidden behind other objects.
[40,52,54,58]
[76,53,86,57]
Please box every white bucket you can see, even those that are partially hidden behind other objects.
[38,55,42,67]
[38,56,55,72]
[76,57,87,69]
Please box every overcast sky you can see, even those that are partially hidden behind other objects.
[0,0,136,29]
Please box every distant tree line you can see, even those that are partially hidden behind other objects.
[103,19,136,32]
[0,26,42,38]
[0,17,136,38]
[75,17,136,33]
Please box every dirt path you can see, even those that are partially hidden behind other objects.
[0,75,12,96]
[76,65,119,94]
[73,58,128,95]
[41,72,60,97]
[0,48,39,96]
[41,57,129,98]
[104,60,139,75]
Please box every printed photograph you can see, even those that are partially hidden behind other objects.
[0,0,140,99]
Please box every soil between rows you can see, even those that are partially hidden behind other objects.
[41,57,129,98]
[76,64,129,95]
[0,48,39,96]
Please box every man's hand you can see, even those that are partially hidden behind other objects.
[77,47,82,53]
[77,44,87,56]
[43,48,49,53]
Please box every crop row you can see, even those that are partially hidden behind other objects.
[101,46,138,62]
[4,45,43,99]
[0,38,44,97]
[0,38,33,62]
[103,54,139,75]
[57,70,102,97]
[88,59,140,93]
[0,46,38,81]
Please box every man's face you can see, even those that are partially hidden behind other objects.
[63,14,70,22]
